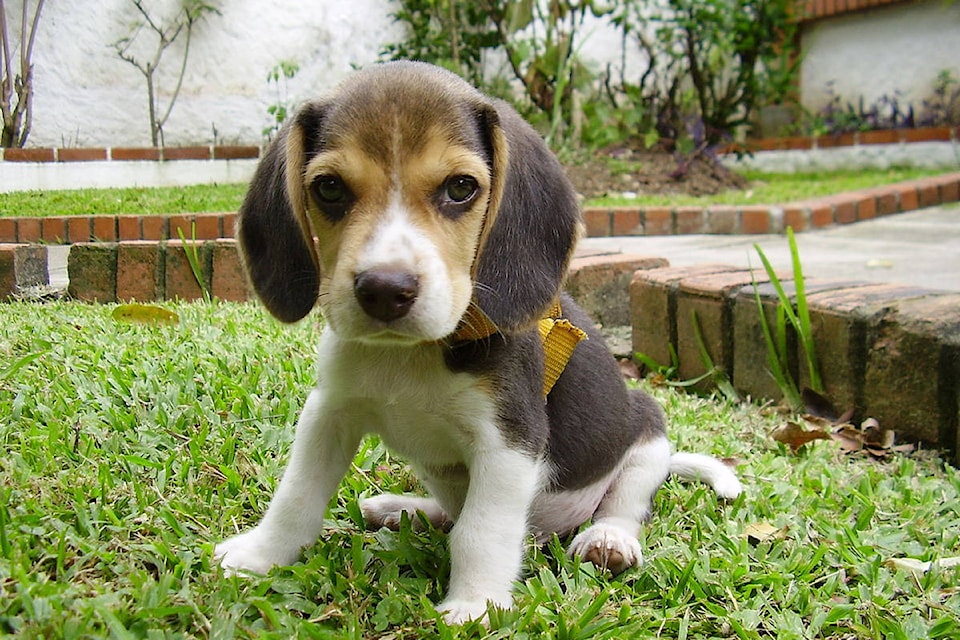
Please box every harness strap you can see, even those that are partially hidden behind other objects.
[448,299,588,399]
[537,302,588,398]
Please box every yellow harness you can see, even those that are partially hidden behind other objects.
[450,300,588,398]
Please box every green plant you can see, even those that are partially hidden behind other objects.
[262,60,299,141]
[381,0,498,89]
[112,0,220,146]
[751,226,822,410]
[633,311,739,404]
[0,0,46,147]
[176,221,211,302]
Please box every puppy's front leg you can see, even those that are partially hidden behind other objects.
[439,447,540,624]
[215,388,360,574]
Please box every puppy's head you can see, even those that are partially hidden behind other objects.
[238,61,581,343]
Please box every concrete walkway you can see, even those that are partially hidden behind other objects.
[579,204,960,293]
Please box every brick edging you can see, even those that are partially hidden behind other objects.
[0,145,261,163]
[629,261,960,462]
[582,172,960,237]
[2,173,958,244]
[2,241,957,462]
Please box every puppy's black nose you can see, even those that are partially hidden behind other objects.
[354,268,419,322]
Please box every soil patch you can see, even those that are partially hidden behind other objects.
[563,144,748,201]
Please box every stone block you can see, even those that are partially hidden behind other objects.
[630,264,737,369]
[67,243,117,303]
[567,254,668,328]
[164,239,213,301]
[117,241,164,302]
[862,294,960,448]
[211,240,251,302]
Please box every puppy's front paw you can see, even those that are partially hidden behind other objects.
[568,522,643,575]
[438,598,501,626]
[214,528,299,576]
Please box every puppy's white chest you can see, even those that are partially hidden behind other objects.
[318,332,493,465]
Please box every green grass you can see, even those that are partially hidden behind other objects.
[590,167,950,208]
[2,300,959,638]
[0,166,953,218]
[0,183,248,217]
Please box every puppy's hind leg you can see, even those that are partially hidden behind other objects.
[567,435,671,574]
[670,452,742,500]
[360,494,451,531]
[568,391,671,575]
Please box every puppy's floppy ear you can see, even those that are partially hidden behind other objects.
[236,112,320,323]
[472,101,582,333]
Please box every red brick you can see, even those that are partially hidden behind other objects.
[832,197,857,225]
[92,216,117,241]
[809,202,834,228]
[0,244,17,298]
[644,208,672,235]
[740,206,772,234]
[213,145,260,160]
[17,218,40,242]
[193,213,222,239]
[41,217,68,243]
[630,264,741,369]
[117,241,163,301]
[863,294,960,446]
[164,239,212,301]
[222,212,237,238]
[67,243,118,303]
[67,216,92,243]
[58,148,108,162]
[611,208,642,236]
[0,218,16,243]
[782,205,810,233]
[705,206,738,234]
[111,147,161,161]
[676,270,757,387]
[141,216,168,241]
[917,181,941,208]
[582,209,610,237]
[163,146,211,161]
[902,127,951,143]
[211,240,251,302]
[860,129,898,145]
[855,196,876,221]
[117,215,142,241]
[567,254,668,327]
[898,185,919,212]
[3,147,55,162]
[675,207,705,234]
[939,176,960,203]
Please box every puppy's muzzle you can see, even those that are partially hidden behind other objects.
[354,268,420,323]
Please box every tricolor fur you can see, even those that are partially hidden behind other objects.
[214,61,742,624]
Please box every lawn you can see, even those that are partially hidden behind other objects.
[1,301,958,638]
[0,167,951,217]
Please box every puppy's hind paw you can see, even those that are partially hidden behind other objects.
[568,522,643,576]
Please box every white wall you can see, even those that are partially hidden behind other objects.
[800,0,960,114]
[24,0,400,148]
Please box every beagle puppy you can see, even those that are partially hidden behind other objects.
[214,61,741,624]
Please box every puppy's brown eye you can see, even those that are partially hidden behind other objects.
[312,176,346,203]
[445,175,478,203]
[310,175,353,221]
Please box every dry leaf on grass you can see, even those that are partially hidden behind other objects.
[885,556,960,576]
[742,522,788,545]
[772,414,913,458]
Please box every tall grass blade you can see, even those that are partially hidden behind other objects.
[787,227,822,392]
